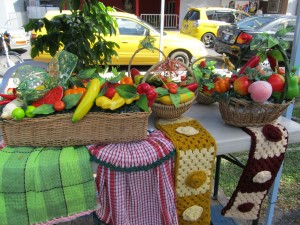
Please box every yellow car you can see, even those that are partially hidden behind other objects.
[31,11,207,65]
[180,7,250,48]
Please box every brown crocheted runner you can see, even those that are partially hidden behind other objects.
[222,123,288,220]
[156,117,217,225]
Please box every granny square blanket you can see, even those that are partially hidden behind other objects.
[222,123,289,220]
[88,130,178,225]
[0,146,96,225]
[156,117,217,225]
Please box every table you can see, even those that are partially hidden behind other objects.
[147,102,300,225]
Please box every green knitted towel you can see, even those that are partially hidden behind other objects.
[0,146,96,225]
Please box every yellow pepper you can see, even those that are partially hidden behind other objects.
[125,95,139,104]
[156,91,195,105]
[96,93,126,110]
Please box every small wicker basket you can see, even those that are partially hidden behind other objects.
[0,111,150,147]
[191,55,233,105]
[141,57,196,119]
[218,97,292,127]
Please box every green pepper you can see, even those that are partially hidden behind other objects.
[275,45,299,102]
[286,76,299,100]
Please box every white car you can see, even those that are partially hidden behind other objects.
[0,26,30,50]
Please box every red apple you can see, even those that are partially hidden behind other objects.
[233,76,252,96]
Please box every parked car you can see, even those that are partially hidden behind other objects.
[0,26,30,50]
[214,14,296,60]
[180,7,250,48]
[31,11,207,65]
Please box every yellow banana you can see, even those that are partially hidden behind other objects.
[72,78,103,122]
[156,91,195,105]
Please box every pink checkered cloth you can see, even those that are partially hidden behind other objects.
[88,130,178,225]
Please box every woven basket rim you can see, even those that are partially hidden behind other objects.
[218,97,293,127]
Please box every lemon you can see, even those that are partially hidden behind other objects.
[12,108,25,120]
[25,106,36,118]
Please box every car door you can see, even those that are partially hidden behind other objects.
[110,17,160,65]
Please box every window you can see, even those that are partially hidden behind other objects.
[117,18,147,36]
[184,10,200,21]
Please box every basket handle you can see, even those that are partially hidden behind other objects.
[127,47,167,77]
[141,58,196,84]
[191,54,235,71]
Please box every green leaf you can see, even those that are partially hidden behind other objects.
[33,104,55,115]
[77,68,97,79]
[155,87,169,96]
[177,87,189,94]
[267,36,280,49]
[136,94,149,112]
[116,84,137,99]
[62,93,82,109]
[170,93,180,108]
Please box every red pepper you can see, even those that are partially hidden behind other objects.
[267,53,285,74]
[163,83,178,94]
[137,83,151,94]
[0,99,12,105]
[0,93,17,100]
[238,55,260,75]
[145,88,158,106]
[185,82,199,92]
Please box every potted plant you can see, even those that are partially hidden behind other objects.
[25,0,119,72]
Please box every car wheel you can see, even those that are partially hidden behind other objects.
[201,33,215,48]
[170,51,190,65]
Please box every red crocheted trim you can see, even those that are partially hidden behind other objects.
[262,124,282,142]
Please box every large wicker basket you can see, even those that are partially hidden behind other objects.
[142,58,196,119]
[218,97,292,127]
[191,55,234,105]
[0,111,150,147]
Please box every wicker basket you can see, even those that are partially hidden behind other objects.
[142,57,196,119]
[191,55,233,105]
[196,92,215,105]
[218,97,292,127]
[0,111,150,147]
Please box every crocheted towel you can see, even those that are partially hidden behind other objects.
[88,130,178,225]
[156,117,217,225]
[0,146,96,225]
[222,123,288,220]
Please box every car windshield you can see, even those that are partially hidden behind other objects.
[236,17,274,30]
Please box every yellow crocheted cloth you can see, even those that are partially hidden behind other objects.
[156,117,217,225]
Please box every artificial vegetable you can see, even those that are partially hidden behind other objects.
[163,83,178,94]
[120,76,134,85]
[0,88,18,105]
[72,78,103,122]
[286,76,299,100]
[238,55,260,75]
[137,83,158,106]
[214,77,230,93]
[185,82,199,92]
[32,86,64,107]
[274,45,299,101]
[64,86,86,100]
[95,93,126,110]
[267,53,285,74]
[1,98,24,119]
[156,91,195,105]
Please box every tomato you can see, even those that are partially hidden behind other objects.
[202,85,215,96]
[233,76,252,96]
[199,60,206,68]
[104,87,117,99]
[53,100,65,112]
[267,74,285,92]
